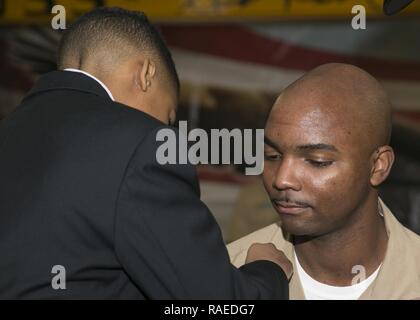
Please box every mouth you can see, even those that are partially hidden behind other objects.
[272,200,310,216]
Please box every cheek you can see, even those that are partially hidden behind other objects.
[152,104,170,125]
[159,96,176,125]
[309,169,342,194]
[306,162,366,213]
[169,109,176,124]
[262,162,277,193]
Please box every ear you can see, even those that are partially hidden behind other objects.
[136,58,156,92]
[370,145,395,187]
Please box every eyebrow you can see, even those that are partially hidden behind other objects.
[296,143,338,152]
[264,137,339,153]
[264,136,278,149]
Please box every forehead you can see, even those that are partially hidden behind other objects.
[265,98,356,151]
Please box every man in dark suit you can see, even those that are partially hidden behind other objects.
[0,7,291,299]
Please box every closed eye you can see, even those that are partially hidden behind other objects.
[307,159,334,168]
[264,154,282,161]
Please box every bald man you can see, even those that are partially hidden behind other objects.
[227,63,420,300]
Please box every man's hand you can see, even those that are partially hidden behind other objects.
[245,243,293,280]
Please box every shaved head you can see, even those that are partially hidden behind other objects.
[271,63,392,154]
[263,63,395,238]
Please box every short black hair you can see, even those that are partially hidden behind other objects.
[57,7,179,93]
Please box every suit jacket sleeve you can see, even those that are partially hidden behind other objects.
[114,126,289,299]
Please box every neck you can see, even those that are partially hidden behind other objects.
[294,194,388,286]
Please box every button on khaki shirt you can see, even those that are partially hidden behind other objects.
[227,198,420,299]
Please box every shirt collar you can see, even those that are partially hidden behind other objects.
[285,198,420,299]
[64,68,115,101]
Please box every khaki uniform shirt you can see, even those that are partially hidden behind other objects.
[227,198,420,299]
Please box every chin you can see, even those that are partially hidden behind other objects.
[280,217,321,237]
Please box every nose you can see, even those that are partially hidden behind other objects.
[272,157,301,192]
